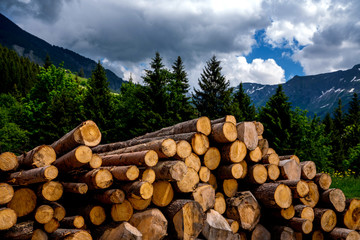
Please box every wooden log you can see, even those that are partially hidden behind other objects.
[49,229,92,240]
[7,165,58,185]
[0,221,35,240]
[0,208,17,230]
[199,166,211,182]
[175,140,192,159]
[341,199,360,230]
[152,160,187,181]
[51,120,101,156]
[17,145,56,168]
[300,161,316,180]
[202,209,233,240]
[61,182,88,194]
[88,153,102,169]
[314,173,332,191]
[92,221,142,240]
[304,230,324,240]
[102,165,139,181]
[139,167,156,183]
[288,217,313,234]
[32,229,48,240]
[226,191,261,231]
[313,208,337,232]
[226,219,239,234]
[253,121,264,136]
[264,206,295,221]
[53,146,92,171]
[111,200,133,222]
[60,216,85,229]
[279,155,300,164]
[270,226,295,240]
[217,163,244,180]
[35,205,54,224]
[128,196,152,211]
[183,153,201,172]
[38,181,63,202]
[277,180,310,198]
[0,152,18,171]
[236,122,258,151]
[203,147,221,170]
[130,208,168,240]
[122,181,153,200]
[251,224,271,240]
[44,218,60,233]
[92,189,125,204]
[320,188,346,212]
[279,205,295,220]
[300,181,320,208]
[152,181,174,207]
[175,168,200,193]
[239,160,248,179]
[262,153,280,165]
[222,179,238,198]
[48,202,66,221]
[208,173,218,190]
[258,138,269,158]
[294,205,315,221]
[166,199,204,239]
[211,115,237,125]
[192,184,215,212]
[100,150,158,167]
[247,164,268,185]
[279,159,301,180]
[0,183,14,205]
[214,192,226,215]
[246,147,262,163]
[7,188,37,217]
[265,164,280,181]
[211,122,237,143]
[76,205,106,226]
[76,168,113,190]
[328,227,360,240]
[221,140,247,163]
[267,148,276,154]
[252,183,292,209]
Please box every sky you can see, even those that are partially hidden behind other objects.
[1,0,360,89]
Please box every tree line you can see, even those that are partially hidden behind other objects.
[0,45,359,174]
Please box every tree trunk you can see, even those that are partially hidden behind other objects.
[75,168,113,190]
[122,181,153,200]
[38,181,63,202]
[60,216,85,229]
[0,152,18,171]
[51,120,101,156]
[7,188,37,217]
[152,181,174,207]
[102,165,139,181]
[152,161,187,181]
[258,138,269,158]
[277,180,310,198]
[314,173,332,191]
[61,182,88,194]
[221,140,247,163]
[236,122,258,151]
[183,153,201,172]
[139,167,156,183]
[328,227,360,240]
[192,184,215,212]
[279,155,300,164]
[17,145,56,168]
[92,189,125,204]
[247,164,268,185]
[313,208,337,232]
[299,181,319,208]
[217,163,244,180]
[246,147,262,163]
[211,115,236,125]
[265,164,280,181]
[53,146,92,171]
[0,208,17,230]
[92,221,142,240]
[44,218,60,233]
[262,153,280,165]
[203,147,221,170]
[199,166,211,182]
[340,199,360,230]
[222,179,238,198]
[0,221,35,240]
[214,192,226,215]
[175,168,200,193]
[0,183,14,205]
[202,209,233,240]
[299,161,317,180]
[210,122,237,143]
[111,200,133,222]
[252,183,292,209]
[100,150,158,167]
[288,217,313,234]
[34,205,54,224]
[7,165,58,185]
[250,224,271,240]
[279,159,301,181]
[320,188,346,212]
[294,205,314,221]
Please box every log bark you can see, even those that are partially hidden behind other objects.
[217,163,244,180]
[253,121,264,136]
[130,208,168,240]
[75,168,113,190]
[262,153,280,165]
[313,208,337,232]
[294,205,314,221]
[101,150,158,167]
[279,155,300,164]
[192,184,215,212]
[53,146,92,171]
[265,164,280,181]
[183,153,201,172]
[122,181,153,200]
[277,180,310,198]
[199,166,211,182]
[300,181,319,208]
[7,188,37,217]
[247,164,268,185]
[35,205,54,224]
[270,226,295,240]
[0,208,17,230]
[211,115,236,125]
[60,216,85,229]
[51,120,101,156]
[61,182,88,194]
[222,179,238,198]
[236,122,258,151]
[0,152,18,171]
[139,167,156,183]
[300,161,317,180]
[111,200,133,222]
[246,147,262,163]
[0,221,36,240]
[102,165,139,181]
[226,191,261,231]
[92,189,125,204]
[328,227,360,240]
[258,138,269,158]
[49,229,92,240]
[202,209,233,240]
[251,224,271,240]
[214,192,226,215]
[175,167,200,193]
[38,181,63,202]
[0,183,14,205]
[341,199,360,230]
[7,165,58,185]
[152,160,187,181]
[17,145,56,168]
[320,188,346,212]
[92,222,142,240]
[211,122,237,143]
[252,183,292,209]
[152,181,174,207]
[279,159,301,181]
[288,217,313,234]
[221,140,247,163]
[203,147,221,170]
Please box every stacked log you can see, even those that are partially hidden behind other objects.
[0,117,359,240]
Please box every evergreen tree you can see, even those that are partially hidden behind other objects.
[193,55,233,119]
[330,98,346,170]
[79,67,85,78]
[345,92,360,126]
[44,53,52,69]
[232,82,256,121]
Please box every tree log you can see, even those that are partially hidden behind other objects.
[61,182,88,194]
[341,199,360,230]
[17,145,56,168]
[258,138,269,158]
[0,221,36,240]
[328,227,360,240]
[203,147,221,170]
[199,166,211,182]
[208,173,218,190]
[7,165,58,185]
[247,164,268,185]
[38,181,63,202]
[279,155,300,164]
[32,229,48,240]
[35,205,54,224]
[279,159,301,180]
[77,205,106,226]
[221,140,247,163]
[51,120,101,156]
[7,188,37,217]
[217,163,244,180]
[304,230,324,240]
[251,224,271,240]
[102,165,139,181]
[262,153,280,165]
[44,218,60,233]
[92,189,125,204]
[277,180,310,198]
[152,160,187,181]
[314,173,332,191]
[175,167,200,193]
[313,208,337,232]
[214,192,226,215]
[222,179,238,198]
[139,167,156,183]
[192,184,215,212]
[211,122,237,143]
[252,183,292,209]
[75,168,113,190]
[130,208,168,240]
[128,197,152,211]
[175,140,192,159]
[300,181,319,208]
[0,183,14,205]
[300,161,316,180]
[246,147,262,163]
[0,152,18,171]
[122,181,153,200]
[253,121,264,136]
[53,146,92,171]
[49,229,92,240]
[226,219,239,234]
[294,205,314,221]
[100,150,158,167]
[152,181,174,207]
[265,164,280,181]
[270,226,295,240]
[288,217,313,234]
[202,209,233,240]
[183,153,201,172]
[236,122,258,151]
[211,115,236,125]
[321,188,346,212]
[111,200,133,222]
[92,221,142,240]
[88,153,102,169]
[48,202,66,221]
[0,208,17,230]
[60,216,85,229]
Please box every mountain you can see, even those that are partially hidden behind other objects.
[0,13,125,90]
[242,64,360,117]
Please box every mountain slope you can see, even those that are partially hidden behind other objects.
[0,13,124,90]
[243,64,360,117]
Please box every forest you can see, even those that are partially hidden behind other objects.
[1,44,359,174]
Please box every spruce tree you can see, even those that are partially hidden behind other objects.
[44,53,52,69]
[233,82,256,121]
[331,98,346,170]
[346,92,360,126]
[193,55,233,119]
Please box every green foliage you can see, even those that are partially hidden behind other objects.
[44,53,52,69]
[232,82,256,121]
[193,55,233,119]
[330,173,360,198]
[348,143,360,174]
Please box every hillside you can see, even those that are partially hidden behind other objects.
[243,64,360,117]
[0,13,125,90]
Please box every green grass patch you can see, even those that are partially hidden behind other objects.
[330,175,360,199]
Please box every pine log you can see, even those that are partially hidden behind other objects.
[265,164,280,181]
[175,140,192,159]
[252,183,292,209]
[253,121,264,136]
[203,147,221,170]
[223,179,238,198]
[0,183,14,205]
[32,229,48,240]
[100,150,158,167]
[217,163,244,179]
[77,205,106,226]
[211,122,238,143]
[251,224,271,240]
[53,146,92,171]
[93,189,125,204]
[246,147,262,163]
[277,180,310,198]
[321,188,346,212]
[130,208,168,240]
[328,227,360,240]
[92,221,142,240]
[48,202,66,221]
[17,145,56,168]
[0,152,18,171]
[60,216,85,229]
[111,200,133,222]
[258,138,269,158]
[341,199,360,230]
[61,182,88,194]
[221,140,247,163]
[199,166,211,182]
[139,167,156,183]
[211,115,237,125]
[7,188,37,217]
[128,197,152,211]
[175,167,200,193]
[102,165,139,181]
[226,191,261,231]
[208,173,218,190]
[0,207,17,230]
[202,209,233,240]
[300,181,320,207]
[294,232,302,240]
[35,205,54,224]
[236,122,258,151]
[44,218,60,233]
[288,217,313,234]
[313,208,337,232]
[226,219,239,234]
[279,159,301,180]
[304,230,324,240]
[88,153,102,169]
[38,181,63,202]
[262,153,280,165]
[279,155,300,164]
[49,229,92,240]
[271,205,295,220]
[239,160,248,179]
[314,173,332,191]
[294,205,315,221]
[247,164,268,184]
[122,181,153,200]
[300,161,317,180]
[192,184,216,212]
[51,120,101,156]
[214,192,226,215]
[76,168,113,190]
[0,221,35,240]
[7,165,58,185]
[152,160,187,181]
[152,180,174,207]
[166,199,205,239]
[267,148,276,154]
[270,226,295,240]
[183,153,201,172]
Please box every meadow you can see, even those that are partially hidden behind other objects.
[330,170,360,199]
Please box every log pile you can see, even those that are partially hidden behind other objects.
[0,117,359,240]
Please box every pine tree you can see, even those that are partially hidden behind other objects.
[44,53,52,69]
[232,82,256,121]
[330,98,346,170]
[192,55,233,119]
[346,92,360,126]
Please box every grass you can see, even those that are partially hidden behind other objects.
[330,174,360,199]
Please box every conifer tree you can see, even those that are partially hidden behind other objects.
[44,53,52,69]
[193,55,233,119]
[232,82,256,121]
[330,98,346,169]
[346,92,360,126]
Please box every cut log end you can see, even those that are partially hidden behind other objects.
[35,205,54,224]
[75,145,93,164]
[0,152,18,171]
[275,184,292,209]
[199,166,211,182]
[0,183,14,205]
[7,188,37,217]
[267,164,280,181]
[40,181,64,202]
[248,147,262,163]
[300,161,317,180]
[197,116,212,136]
[214,192,226,215]
[111,200,133,222]
[161,138,177,158]
[248,164,268,184]
[75,120,102,147]
[0,208,17,230]
[225,140,247,163]
[90,206,106,225]
[192,133,210,156]
[212,122,237,143]
[223,179,238,198]
[89,153,102,168]
[343,199,360,230]
[176,140,192,159]
[176,168,200,193]
[140,168,156,183]
[203,147,221,170]
[144,150,158,167]
[152,181,174,207]
[32,145,57,168]
[237,122,259,151]
[94,169,113,189]
[184,153,201,172]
